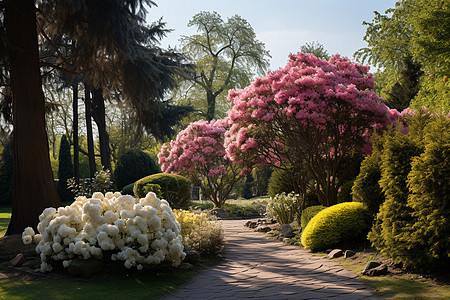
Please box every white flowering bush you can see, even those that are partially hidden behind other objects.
[22,192,185,272]
[266,192,301,224]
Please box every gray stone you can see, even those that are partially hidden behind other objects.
[184,250,199,264]
[364,264,388,276]
[255,226,272,233]
[344,250,356,258]
[362,261,382,275]
[280,224,295,238]
[245,221,258,228]
[178,262,194,271]
[283,238,295,245]
[328,249,344,259]
[67,258,103,277]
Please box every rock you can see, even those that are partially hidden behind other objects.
[328,249,344,259]
[344,250,356,258]
[283,238,295,245]
[67,258,103,277]
[10,253,25,267]
[362,261,382,275]
[184,250,199,264]
[255,226,272,233]
[326,249,333,254]
[280,224,295,238]
[178,262,193,271]
[211,208,228,219]
[364,264,389,276]
[245,221,258,229]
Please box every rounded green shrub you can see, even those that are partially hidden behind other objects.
[114,150,160,191]
[134,173,191,209]
[300,205,326,230]
[143,183,162,199]
[121,183,135,196]
[301,202,371,251]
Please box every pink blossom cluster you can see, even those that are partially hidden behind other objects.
[225,52,392,163]
[158,119,231,181]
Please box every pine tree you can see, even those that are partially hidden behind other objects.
[57,135,74,202]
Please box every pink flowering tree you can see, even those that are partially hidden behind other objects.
[225,52,393,206]
[158,119,242,208]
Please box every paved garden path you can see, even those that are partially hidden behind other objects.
[164,219,376,300]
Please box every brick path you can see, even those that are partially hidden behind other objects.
[164,219,376,300]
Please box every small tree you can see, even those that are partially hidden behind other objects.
[57,135,74,202]
[225,53,391,206]
[159,119,242,208]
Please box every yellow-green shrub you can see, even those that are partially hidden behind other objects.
[300,205,326,230]
[173,210,223,255]
[301,202,371,251]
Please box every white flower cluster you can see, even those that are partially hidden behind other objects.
[22,192,185,272]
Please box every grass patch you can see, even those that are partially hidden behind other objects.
[329,251,450,299]
[0,269,194,300]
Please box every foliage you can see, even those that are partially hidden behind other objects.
[266,192,301,225]
[133,173,191,209]
[300,205,326,230]
[91,169,113,194]
[121,183,135,196]
[369,112,449,271]
[300,41,330,60]
[22,192,186,272]
[410,75,450,112]
[173,209,224,255]
[67,169,113,198]
[226,52,391,206]
[241,174,254,199]
[56,135,74,202]
[251,165,272,197]
[159,119,242,208]
[336,179,354,204]
[267,168,298,199]
[0,137,13,205]
[352,151,385,216]
[143,183,162,199]
[301,202,371,251]
[114,150,160,191]
[178,11,270,121]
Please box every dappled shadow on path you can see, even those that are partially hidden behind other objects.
[164,219,375,300]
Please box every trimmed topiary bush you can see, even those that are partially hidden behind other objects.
[57,135,74,202]
[121,183,135,196]
[134,173,191,209]
[143,183,162,199]
[300,205,326,230]
[114,150,160,191]
[301,202,371,251]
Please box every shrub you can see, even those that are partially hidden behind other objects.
[91,169,113,194]
[300,205,326,230]
[403,140,450,271]
[267,168,298,198]
[301,202,371,251]
[22,192,186,272]
[114,150,160,191]
[134,173,191,209]
[173,209,224,255]
[143,183,162,199]
[251,165,272,196]
[368,128,423,261]
[352,151,384,216]
[336,179,354,204]
[266,192,300,224]
[241,174,254,199]
[121,183,134,196]
[57,135,74,202]
[0,137,13,205]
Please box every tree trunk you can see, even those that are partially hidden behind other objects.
[206,92,216,121]
[91,88,111,171]
[84,84,96,178]
[5,0,61,235]
[73,82,80,184]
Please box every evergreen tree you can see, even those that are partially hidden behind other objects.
[57,135,74,202]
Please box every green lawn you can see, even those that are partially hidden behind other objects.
[0,268,194,300]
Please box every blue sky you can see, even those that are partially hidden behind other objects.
[147,0,397,72]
